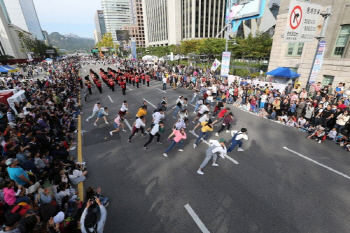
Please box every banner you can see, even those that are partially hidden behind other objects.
[211,59,221,71]
[131,38,137,59]
[309,41,326,84]
[220,52,231,77]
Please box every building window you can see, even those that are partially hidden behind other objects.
[333,25,350,57]
[286,42,304,56]
[323,75,334,87]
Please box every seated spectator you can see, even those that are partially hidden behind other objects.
[327,128,337,140]
[307,126,326,143]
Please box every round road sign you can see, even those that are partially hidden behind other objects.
[290,5,302,30]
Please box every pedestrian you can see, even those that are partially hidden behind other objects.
[227,128,248,152]
[193,119,213,148]
[94,107,109,126]
[162,76,167,90]
[110,115,126,135]
[146,75,150,87]
[197,138,227,175]
[87,81,92,95]
[215,112,234,136]
[163,128,187,157]
[142,121,165,150]
[86,102,101,122]
[110,79,115,92]
[127,116,146,143]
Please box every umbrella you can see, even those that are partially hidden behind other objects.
[266,67,300,78]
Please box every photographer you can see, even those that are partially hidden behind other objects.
[81,197,107,233]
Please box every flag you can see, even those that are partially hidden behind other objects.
[211,59,221,71]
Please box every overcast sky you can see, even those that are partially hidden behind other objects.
[33,0,101,38]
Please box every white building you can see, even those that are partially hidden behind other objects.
[101,0,130,43]
[93,29,101,44]
[3,0,44,40]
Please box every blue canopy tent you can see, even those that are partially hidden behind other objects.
[266,67,300,78]
[1,65,19,73]
[0,66,9,73]
[45,58,53,61]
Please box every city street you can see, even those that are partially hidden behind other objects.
[80,64,350,233]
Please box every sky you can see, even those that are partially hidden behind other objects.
[33,0,101,38]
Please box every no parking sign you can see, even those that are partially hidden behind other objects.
[284,0,321,42]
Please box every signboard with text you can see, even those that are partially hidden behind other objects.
[284,0,321,42]
[309,41,326,84]
[220,52,231,77]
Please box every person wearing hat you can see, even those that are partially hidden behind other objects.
[227,128,249,153]
[197,138,227,175]
[6,158,33,187]
[81,197,107,233]
[1,213,22,233]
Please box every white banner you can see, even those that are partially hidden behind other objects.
[27,53,33,61]
[284,0,322,42]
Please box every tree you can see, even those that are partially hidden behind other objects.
[96,32,119,53]
[18,32,58,58]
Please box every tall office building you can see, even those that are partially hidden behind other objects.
[101,0,130,43]
[0,2,34,59]
[94,10,106,42]
[142,0,226,47]
[3,0,44,40]
[122,0,145,47]
[42,30,51,46]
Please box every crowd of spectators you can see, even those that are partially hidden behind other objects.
[0,59,107,233]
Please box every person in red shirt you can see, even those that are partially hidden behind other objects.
[146,75,150,87]
[213,107,230,125]
[337,100,347,111]
[87,81,92,95]
[97,80,102,93]
[135,75,140,88]
[120,79,126,95]
[142,75,145,85]
[109,79,115,92]
[131,75,135,86]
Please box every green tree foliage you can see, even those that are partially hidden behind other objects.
[96,32,118,50]
[18,32,58,58]
[229,33,272,59]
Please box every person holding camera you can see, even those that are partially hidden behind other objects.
[81,197,107,233]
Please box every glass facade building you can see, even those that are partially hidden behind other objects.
[101,0,130,43]
[3,0,44,40]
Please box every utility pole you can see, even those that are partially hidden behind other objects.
[306,7,332,91]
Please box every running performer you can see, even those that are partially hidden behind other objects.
[110,115,126,135]
[193,119,213,149]
[192,103,210,123]
[94,107,109,126]
[119,100,131,120]
[127,116,146,143]
[215,112,234,136]
[163,128,186,157]
[86,102,101,122]
[227,128,248,152]
[197,138,227,175]
[190,111,209,132]
[142,121,165,150]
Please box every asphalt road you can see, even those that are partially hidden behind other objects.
[80,64,350,233]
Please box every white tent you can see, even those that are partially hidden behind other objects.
[142,55,158,61]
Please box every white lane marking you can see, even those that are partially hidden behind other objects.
[283,147,350,180]
[127,86,133,91]
[124,119,132,131]
[143,98,156,108]
[156,88,166,93]
[184,204,210,233]
[108,95,113,103]
[190,103,196,107]
[188,131,239,165]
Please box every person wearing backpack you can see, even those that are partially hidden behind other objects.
[197,138,227,175]
[81,197,107,233]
